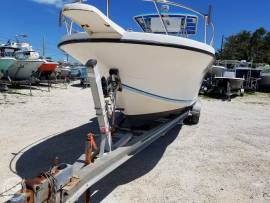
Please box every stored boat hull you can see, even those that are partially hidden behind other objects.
[38,62,58,73]
[59,33,214,116]
[8,60,44,80]
[59,2,215,120]
[215,77,244,91]
[0,57,16,77]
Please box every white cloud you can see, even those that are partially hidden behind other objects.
[31,0,73,8]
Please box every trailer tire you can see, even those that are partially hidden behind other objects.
[184,111,200,125]
[184,100,201,125]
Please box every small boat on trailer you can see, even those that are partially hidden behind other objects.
[202,65,244,97]
[214,69,245,97]
[58,0,215,126]
[215,60,262,91]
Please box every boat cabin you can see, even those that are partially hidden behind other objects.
[134,13,198,36]
[15,50,40,60]
[0,46,19,57]
[235,67,262,79]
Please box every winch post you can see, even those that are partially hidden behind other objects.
[86,59,112,157]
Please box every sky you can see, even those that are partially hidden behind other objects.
[0,0,269,61]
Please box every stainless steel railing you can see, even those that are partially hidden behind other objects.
[145,0,215,46]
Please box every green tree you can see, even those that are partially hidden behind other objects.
[217,27,270,65]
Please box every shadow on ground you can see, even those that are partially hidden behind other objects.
[91,125,182,202]
[15,119,99,178]
[15,118,182,202]
[71,83,90,89]
[201,94,239,101]
[258,89,270,93]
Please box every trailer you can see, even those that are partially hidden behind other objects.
[0,77,68,95]
[9,59,200,203]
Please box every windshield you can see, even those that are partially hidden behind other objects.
[134,14,198,36]
[0,47,17,57]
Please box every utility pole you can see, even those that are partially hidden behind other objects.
[221,35,224,52]
[42,36,45,57]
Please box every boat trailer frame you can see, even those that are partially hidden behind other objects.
[0,78,68,95]
[9,60,194,203]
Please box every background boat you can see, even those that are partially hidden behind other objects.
[70,66,88,78]
[202,65,244,96]
[56,62,71,79]
[0,58,16,79]
[215,70,244,94]
[0,45,19,79]
[37,58,58,80]
[8,43,44,81]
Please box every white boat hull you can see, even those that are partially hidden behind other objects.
[59,33,215,116]
[8,60,44,80]
[215,77,244,90]
[59,3,215,120]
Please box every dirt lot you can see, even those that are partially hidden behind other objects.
[0,84,269,202]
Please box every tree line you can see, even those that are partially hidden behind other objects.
[216,27,270,65]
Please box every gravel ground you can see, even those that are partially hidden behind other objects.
[0,84,269,202]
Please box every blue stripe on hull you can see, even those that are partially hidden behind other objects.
[122,84,194,104]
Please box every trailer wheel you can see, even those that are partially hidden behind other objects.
[184,100,201,125]
[184,111,200,125]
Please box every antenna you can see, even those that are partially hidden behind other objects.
[59,10,64,27]
[15,34,28,43]
[207,5,212,25]
[107,0,110,18]
[72,0,87,2]
[204,5,213,43]
[221,35,224,53]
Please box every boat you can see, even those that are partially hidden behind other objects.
[215,69,244,95]
[234,60,262,90]
[216,60,262,91]
[200,65,226,94]
[38,58,58,79]
[70,65,90,85]
[211,65,226,77]
[57,62,71,79]
[70,65,88,78]
[259,67,270,90]
[58,1,215,125]
[202,65,244,96]
[0,45,18,79]
[8,42,44,80]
